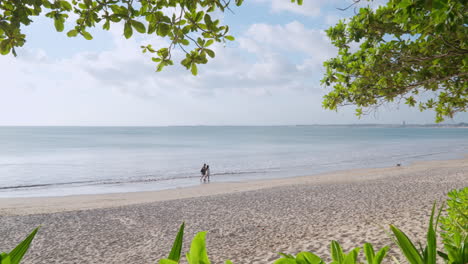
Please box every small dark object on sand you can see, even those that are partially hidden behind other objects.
[396,163,401,167]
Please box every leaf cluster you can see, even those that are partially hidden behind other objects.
[0,0,246,74]
[438,187,468,264]
[322,0,468,122]
[274,241,388,264]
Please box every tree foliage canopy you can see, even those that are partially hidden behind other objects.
[0,0,264,74]
[322,0,467,122]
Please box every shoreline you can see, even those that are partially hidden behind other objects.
[1,155,467,216]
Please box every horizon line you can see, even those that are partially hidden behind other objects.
[0,123,467,128]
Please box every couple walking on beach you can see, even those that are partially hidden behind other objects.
[200,163,210,182]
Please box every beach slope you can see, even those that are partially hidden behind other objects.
[0,157,467,263]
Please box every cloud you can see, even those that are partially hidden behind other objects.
[252,0,324,16]
[238,21,337,74]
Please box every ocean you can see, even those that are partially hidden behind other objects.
[0,126,467,197]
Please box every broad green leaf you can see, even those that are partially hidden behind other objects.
[124,21,133,39]
[330,241,344,263]
[9,227,39,264]
[60,0,72,10]
[167,223,184,262]
[131,20,146,34]
[81,31,93,40]
[225,35,235,41]
[296,252,322,264]
[205,39,214,47]
[103,21,110,30]
[158,23,170,36]
[225,261,233,264]
[191,64,198,76]
[0,254,11,264]
[186,231,210,264]
[54,19,64,32]
[363,243,375,264]
[205,49,215,58]
[343,248,360,264]
[390,225,423,264]
[0,41,11,55]
[374,246,389,264]
[66,29,78,37]
[426,203,437,264]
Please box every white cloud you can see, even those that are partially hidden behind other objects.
[253,0,324,16]
[239,21,337,73]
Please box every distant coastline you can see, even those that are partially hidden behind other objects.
[0,122,468,128]
[294,122,468,128]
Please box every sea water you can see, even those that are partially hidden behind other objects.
[0,126,467,197]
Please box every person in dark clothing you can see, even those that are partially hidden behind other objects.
[200,164,207,181]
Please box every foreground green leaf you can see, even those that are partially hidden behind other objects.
[8,227,39,264]
[186,231,210,264]
[168,222,185,262]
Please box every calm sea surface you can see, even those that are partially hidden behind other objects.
[0,126,467,197]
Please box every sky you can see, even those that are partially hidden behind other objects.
[1,0,467,126]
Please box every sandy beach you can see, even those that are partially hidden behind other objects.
[0,157,467,263]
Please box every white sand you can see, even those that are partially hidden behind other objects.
[0,157,466,263]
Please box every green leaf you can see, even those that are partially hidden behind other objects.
[426,203,437,264]
[374,246,389,264]
[158,23,170,37]
[0,41,10,55]
[9,227,39,264]
[67,29,78,37]
[103,21,110,30]
[191,64,198,76]
[363,243,375,264]
[81,31,93,40]
[0,254,12,264]
[205,39,214,47]
[168,223,185,262]
[54,19,64,32]
[204,14,212,26]
[330,241,344,263]
[390,225,423,264]
[225,261,233,264]
[156,62,165,72]
[205,49,215,58]
[186,231,210,264]
[60,1,72,10]
[296,252,323,264]
[131,20,146,34]
[124,21,133,39]
[343,248,360,264]
[225,35,235,41]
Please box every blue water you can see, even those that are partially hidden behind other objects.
[0,126,467,197]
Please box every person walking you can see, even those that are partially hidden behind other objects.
[204,165,210,182]
[200,164,206,181]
